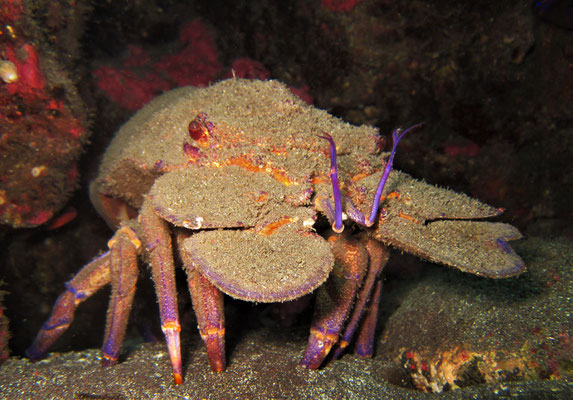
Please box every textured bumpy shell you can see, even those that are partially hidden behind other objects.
[93,78,524,302]
[149,164,333,302]
[149,164,314,230]
[183,229,334,302]
[95,79,379,210]
[94,79,379,302]
[347,171,525,278]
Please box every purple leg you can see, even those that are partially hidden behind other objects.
[27,252,111,360]
[187,268,226,372]
[101,226,141,366]
[355,278,382,357]
[331,238,390,359]
[178,234,226,372]
[140,200,183,385]
[299,234,368,369]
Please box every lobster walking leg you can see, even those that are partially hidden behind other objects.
[355,279,383,357]
[27,252,111,360]
[140,200,183,384]
[100,226,140,365]
[177,233,226,372]
[186,266,226,372]
[332,238,390,359]
[299,234,368,369]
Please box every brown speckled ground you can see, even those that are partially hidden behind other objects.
[1,235,571,399]
[0,335,571,399]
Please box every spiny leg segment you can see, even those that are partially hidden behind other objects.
[140,199,183,384]
[331,238,390,359]
[178,234,226,373]
[27,224,141,364]
[27,252,112,361]
[101,226,140,365]
[299,234,391,369]
[299,234,369,369]
[354,279,383,357]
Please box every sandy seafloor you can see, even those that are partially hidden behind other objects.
[0,344,571,399]
[0,235,571,399]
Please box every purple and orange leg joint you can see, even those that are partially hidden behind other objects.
[162,321,183,385]
[26,252,112,361]
[140,201,184,385]
[178,235,227,374]
[101,229,140,368]
[299,326,340,369]
[320,123,423,230]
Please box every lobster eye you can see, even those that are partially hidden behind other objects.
[188,119,207,141]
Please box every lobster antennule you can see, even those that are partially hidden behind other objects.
[320,123,423,230]
[365,123,423,226]
[318,132,344,233]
